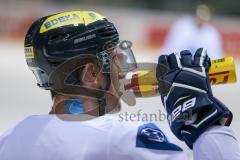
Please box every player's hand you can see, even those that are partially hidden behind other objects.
[157,48,233,148]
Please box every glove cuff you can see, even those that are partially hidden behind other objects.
[180,99,232,149]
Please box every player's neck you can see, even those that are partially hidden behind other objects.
[50,95,99,116]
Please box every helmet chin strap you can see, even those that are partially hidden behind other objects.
[98,73,111,116]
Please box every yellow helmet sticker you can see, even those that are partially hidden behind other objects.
[25,46,34,59]
[40,11,106,33]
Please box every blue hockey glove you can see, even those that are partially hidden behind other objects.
[157,48,232,148]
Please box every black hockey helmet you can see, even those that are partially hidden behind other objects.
[24,11,120,90]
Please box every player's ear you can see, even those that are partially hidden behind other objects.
[81,63,99,84]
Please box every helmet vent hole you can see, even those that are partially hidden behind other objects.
[49,34,63,41]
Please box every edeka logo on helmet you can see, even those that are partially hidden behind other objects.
[44,14,80,29]
[39,11,106,33]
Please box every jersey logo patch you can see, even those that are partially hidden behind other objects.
[141,127,166,143]
[136,123,182,151]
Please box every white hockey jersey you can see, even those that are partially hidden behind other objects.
[0,114,187,160]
